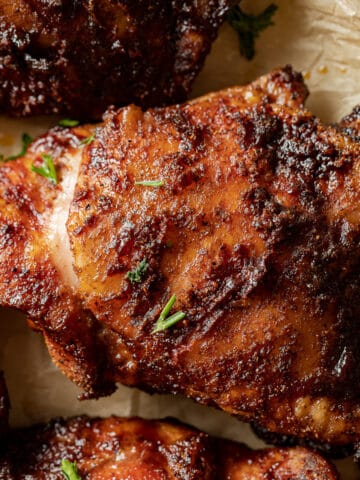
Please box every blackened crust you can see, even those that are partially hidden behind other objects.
[0,0,234,119]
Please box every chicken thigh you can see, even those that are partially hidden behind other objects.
[1,67,359,449]
[0,415,338,479]
[0,0,233,118]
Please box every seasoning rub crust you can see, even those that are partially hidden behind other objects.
[0,415,338,479]
[0,0,234,118]
[0,67,360,449]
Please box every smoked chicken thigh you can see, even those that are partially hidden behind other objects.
[0,415,338,479]
[1,66,360,449]
[0,0,233,118]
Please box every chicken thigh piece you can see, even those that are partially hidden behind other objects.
[1,66,360,449]
[0,415,338,479]
[0,0,233,118]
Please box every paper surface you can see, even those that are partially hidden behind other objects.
[0,0,359,478]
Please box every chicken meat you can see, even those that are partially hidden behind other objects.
[0,414,338,479]
[0,0,233,119]
[0,66,360,449]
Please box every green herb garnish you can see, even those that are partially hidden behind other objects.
[80,134,95,145]
[228,3,278,60]
[31,153,58,185]
[61,459,82,480]
[5,133,33,161]
[126,259,148,284]
[152,294,186,333]
[59,119,80,127]
[135,179,164,188]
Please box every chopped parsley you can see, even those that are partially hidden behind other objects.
[4,133,33,161]
[228,3,278,60]
[61,459,82,480]
[152,294,186,333]
[126,259,148,284]
[80,134,95,145]
[31,153,58,185]
[135,179,164,188]
[59,119,80,127]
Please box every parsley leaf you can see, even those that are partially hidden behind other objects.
[31,153,58,185]
[135,179,164,187]
[5,133,33,161]
[126,259,148,284]
[59,119,80,127]
[80,134,95,145]
[228,3,278,60]
[152,294,186,333]
[61,459,82,480]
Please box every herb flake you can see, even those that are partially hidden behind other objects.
[5,133,33,161]
[80,134,95,145]
[228,3,278,60]
[61,459,82,480]
[59,119,80,127]
[135,179,164,188]
[31,153,58,185]
[126,259,148,284]
[152,294,186,333]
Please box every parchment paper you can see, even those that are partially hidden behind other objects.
[0,0,359,478]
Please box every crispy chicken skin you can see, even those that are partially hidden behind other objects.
[1,66,360,448]
[338,105,360,143]
[0,0,233,119]
[0,415,338,479]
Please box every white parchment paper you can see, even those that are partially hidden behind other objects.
[0,0,359,478]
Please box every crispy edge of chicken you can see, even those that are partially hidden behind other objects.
[1,66,360,449]
[337,105,360,143]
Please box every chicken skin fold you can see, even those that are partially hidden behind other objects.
[0,414,338,479]
[0,0,233,119]
[0,66,360,448]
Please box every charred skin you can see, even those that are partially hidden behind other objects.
[0,415,338,479]
[0,0,233,119]
[338,105,360,143]
[1,67,360,448]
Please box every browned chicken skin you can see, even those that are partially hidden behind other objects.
[0,0,233,119]
[338,105,360,143]
[1,67,360,449]
[0,414,338,479]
